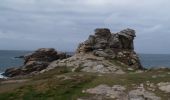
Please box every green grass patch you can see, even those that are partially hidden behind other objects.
[0,66,170,100]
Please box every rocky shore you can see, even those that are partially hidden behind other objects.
[0,28,170,100]
[3,28,143,77]
[0,73,6,79]
[3,48,70,77]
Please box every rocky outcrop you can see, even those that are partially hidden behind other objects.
[4,28,143,77]
[77,28,135,53]
[42,53,125,74]
[129,87,161,100]
[157,82,170,93]
[76,28,142,69]
[3,48,69,77]
[42,28,143,74]
[80,84,161,100]
[83,84,127,100]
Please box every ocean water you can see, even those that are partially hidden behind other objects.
[139,54,170,68]
[0,50,170,73]
[0,50,31,73]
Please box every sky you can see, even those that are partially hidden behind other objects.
[0,0,170,54]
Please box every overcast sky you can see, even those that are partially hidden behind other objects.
[0,0,170,54]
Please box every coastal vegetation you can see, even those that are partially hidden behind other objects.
[0,67,170,100]
[0,28,170,100]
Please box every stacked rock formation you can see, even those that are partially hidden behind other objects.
[42,28,143,74]
[77,28,142,69]
[4,48,69,77]
[4,28,143,77]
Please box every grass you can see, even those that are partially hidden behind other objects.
[0,67,96,100]
[0,65,170,100]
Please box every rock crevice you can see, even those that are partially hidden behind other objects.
[43,28,143,74]
[3,48,69,77]
[77,28,142,69]
[4,28,143,77]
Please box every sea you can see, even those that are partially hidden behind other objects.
[0,50,170,78]
[0,50,32,78]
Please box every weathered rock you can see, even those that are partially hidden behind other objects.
[42,28,143,74]
[76,28,143,69]
[129,88,161,100]
[128,83,161,100]
[157,82,170,93]
[81,84,161,100]
[95,28,111,37]
[77,28,136,52]
[42,53,125,74]
[93,50,111,58]
[24,48,58,64]
[116,51,142,69]
[3,68,22,77]
[84,84,127,99]
[3,28,143,77]
[118,28,136,50]
[4,48,69,77]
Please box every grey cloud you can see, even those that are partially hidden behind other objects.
[0,0,170,53]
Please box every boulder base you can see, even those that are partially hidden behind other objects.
[4,48,69,77]
[77,28,143,69]
[43,28,143,74]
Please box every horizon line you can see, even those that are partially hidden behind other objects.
[0,49,170,55]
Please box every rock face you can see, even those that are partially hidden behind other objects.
[84,84,127,100]
[77,28,142,69]
[42,28,143,74]
[81,84,161,100]
[42,53,125,74]
[157,82,170,93]
[77,28,135,53]
[3,48,69,77]
[4,28,143,77]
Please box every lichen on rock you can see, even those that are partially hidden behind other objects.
[157,82,170,93]
[76,28,143,69]
[4,28,143,77]
[3,48,69,77]
[81,84,161,100]
[43,28,143,74]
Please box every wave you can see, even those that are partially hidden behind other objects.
[0,72,7,79]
